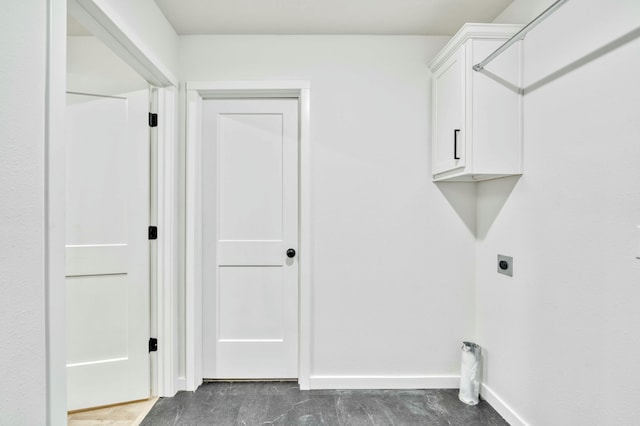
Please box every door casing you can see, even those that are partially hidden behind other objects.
[185,81,312,390]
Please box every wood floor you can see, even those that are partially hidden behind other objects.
[68,397,158,426]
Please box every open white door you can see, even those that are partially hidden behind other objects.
[65,90,150,410]
[202,99,299,379]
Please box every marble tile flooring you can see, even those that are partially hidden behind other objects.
[141,382,509,425]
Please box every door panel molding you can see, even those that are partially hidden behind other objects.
[65,245,128,276]
[185,81,312,390]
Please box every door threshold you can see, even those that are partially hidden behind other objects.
[203,378,298,383]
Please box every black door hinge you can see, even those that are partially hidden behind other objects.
[149,338,158,352]
[149,112,158,127]
[148,226,158,240]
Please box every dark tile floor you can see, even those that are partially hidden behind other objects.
[141,382,509,426]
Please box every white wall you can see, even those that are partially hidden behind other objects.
[478,0,640,424]
[0,1,48,424]
[492,0,551,25]
[182,35,480,383]
[67,36,148,95]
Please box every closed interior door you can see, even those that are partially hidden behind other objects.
[202,99,299,379]
[65,90,150,410]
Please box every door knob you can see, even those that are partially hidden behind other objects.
[286,248,296,258]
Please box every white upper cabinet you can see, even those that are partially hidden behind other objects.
[430,24,524,181]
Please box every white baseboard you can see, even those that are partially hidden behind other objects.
[175,377,187,392]
[480,383,528,426]
[309,375,459,389]
[308,376,528,425]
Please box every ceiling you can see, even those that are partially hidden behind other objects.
[153,0,513,35]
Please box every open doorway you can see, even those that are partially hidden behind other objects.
[65,14,154,412]
[45,1,178,423]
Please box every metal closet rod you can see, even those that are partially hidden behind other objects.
[473,0,569,72]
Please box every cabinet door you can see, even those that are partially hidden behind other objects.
[432,48,465,175]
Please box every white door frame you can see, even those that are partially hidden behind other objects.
[153,86,180,398]
[47,1,179,422]
[185,81,312,390]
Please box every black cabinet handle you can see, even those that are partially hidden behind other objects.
[454,129,460,160]
[286,248,296,258]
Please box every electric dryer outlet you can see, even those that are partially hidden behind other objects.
[497,254,513,277]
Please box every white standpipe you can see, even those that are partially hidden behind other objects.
[459,341,482,405]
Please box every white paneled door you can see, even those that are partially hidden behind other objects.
[203,99,299,379]
[65,91,150,410]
